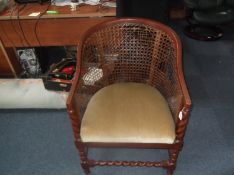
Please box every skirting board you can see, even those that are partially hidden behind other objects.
[0,79,68,109]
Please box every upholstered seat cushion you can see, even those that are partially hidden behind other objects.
[80,83,176,144]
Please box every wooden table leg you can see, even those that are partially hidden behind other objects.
[0,41,22,78]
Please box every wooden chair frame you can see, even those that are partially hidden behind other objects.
[67,18,191,175]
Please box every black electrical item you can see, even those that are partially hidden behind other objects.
[42,58,76,92]
[116,0,169,23]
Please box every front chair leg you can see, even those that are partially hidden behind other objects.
[167,149,180,175]
[75,141,90,175]
[167,168,175,175]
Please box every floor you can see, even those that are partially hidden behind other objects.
[0,21,234,175]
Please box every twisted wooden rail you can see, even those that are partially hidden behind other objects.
[89,160,170,167]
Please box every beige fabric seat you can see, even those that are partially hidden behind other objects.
[81,83,176,144]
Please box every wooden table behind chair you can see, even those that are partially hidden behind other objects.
[0,3,116,77]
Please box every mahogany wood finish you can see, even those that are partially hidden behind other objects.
[0,3,115,76]
[0,46,14,77]
[0,18,115,47]
[0,42,22,77]
[67,18,191,175]
[0,3,115,47]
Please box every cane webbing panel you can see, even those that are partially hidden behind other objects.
[76,21,183,123]
[81,83,175,143]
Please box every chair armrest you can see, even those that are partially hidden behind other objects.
[66,75,82,141]
[150,35,191,123]
[172,51,191,143]
[177,62,192,110]
[66,41,84,141]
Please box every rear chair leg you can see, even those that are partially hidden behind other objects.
[75,140,90,175]
[81,161,90,175]
[167,168,175,175]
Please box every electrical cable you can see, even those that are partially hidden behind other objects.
[5,3,28,77]
[0,3,17,48]
[2,4,26,77]
[17,4,32,47]
[15,4,32,78]
[11,4,27,47]
[34,1,52,47]
[16,3,44,78]
[34,1,53,78]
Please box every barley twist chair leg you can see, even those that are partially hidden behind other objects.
[167,148,180,175]
[80,161,90,175]
[75,141,90,175]
[167,168,174,175]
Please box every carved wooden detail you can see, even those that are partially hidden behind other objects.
[89,160,170,167]
[176,107,190,143]
[75,141,90,174]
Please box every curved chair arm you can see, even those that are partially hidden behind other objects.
[149,32,191,123]
[176,37,192,111]
[174,35,191,124]
[175,61,191,142]
[171,38,191,142]
[67,37,85,141]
